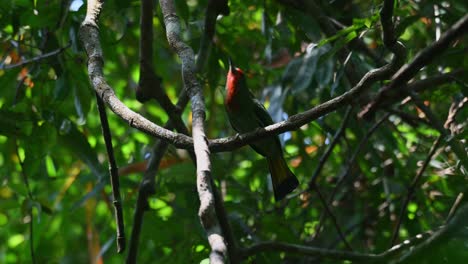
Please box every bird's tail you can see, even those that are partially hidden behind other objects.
[267,156,299,201]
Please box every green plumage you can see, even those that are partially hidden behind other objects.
[225,59,299,201]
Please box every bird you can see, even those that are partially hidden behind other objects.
[224,58,299,201]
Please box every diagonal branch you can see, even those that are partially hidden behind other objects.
[308,106,353,186]
[444,97,468,134]
[360,13,468,118]
[389,135,443,246]
[79,13,194,145]
[126,131,170,263]
[395,204,468,263]
[312,113,390,242]
[306,107,353,249]
[409,92,468,169]
[312,184,353,251]
[77,2,468,158]
[366,69,465,113]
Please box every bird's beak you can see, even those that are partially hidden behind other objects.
[228,57,234,73]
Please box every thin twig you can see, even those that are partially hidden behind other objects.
[370,69,465,112]
[445,192,464,224]
[444,97,468,134]
[240,215,458,262]
[14,139,36,264]
[240,225,430,263]
[95,93,126,253]
[306,106,353,249]
[410,92,468,169]
[241,241,376,262]
[126,138,168,263]
[241,209,468,263]
[1,42,71,70]
[309,106,353,186]
[385,108,431,127]
[329,18,387,67]
[313,113,390,240]
[312,184,353,251]
[12,69,36,263]
[390,135,443,246]
[395,204,468,263]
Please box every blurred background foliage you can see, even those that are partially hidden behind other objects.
[0,0,467,263]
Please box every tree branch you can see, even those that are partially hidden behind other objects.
[14,138,36,264]
[126,135,169,263]
[131,6,189,256]
[308,106,353,186]
[135,0,163,103]
[367,69,465,113]
[128,0,235,261]
[360,14,468,118]
[96,93,126,253]
[79,0,404,156]
[312,184,353,251]
[390,135,443,246]
[306,107,353,249]
[196,0,229,71]
[135,0,189,137]
[395,204,468,263]
[79,9,195,145]
[240,206,468,263]
[410,92,468,170]
[1,42,71,70]
[240,228,434,263]
[159,1,226,263]
[312,113,390,241]
[79,0,463,171]
[444,97,468,135]
[241,241,376,262]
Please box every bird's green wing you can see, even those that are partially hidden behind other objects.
[251,97,283,155]
[252,97,274,127]
[225,105,242,133]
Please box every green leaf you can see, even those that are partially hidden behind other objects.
[54,75,69,101]
[73,84,90,125]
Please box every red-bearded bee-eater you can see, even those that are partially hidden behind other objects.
[224,58,299,201]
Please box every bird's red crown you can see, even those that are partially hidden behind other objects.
[225,64,245,110]
[226,66,244,93]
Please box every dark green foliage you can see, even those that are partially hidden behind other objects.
[0,0,467,263]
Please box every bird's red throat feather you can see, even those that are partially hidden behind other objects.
[226,68,244,110]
